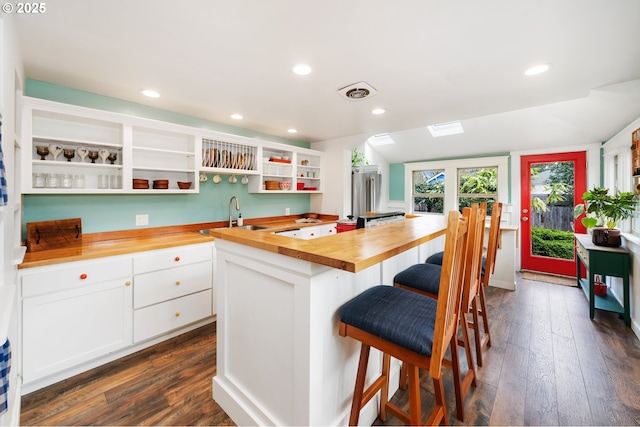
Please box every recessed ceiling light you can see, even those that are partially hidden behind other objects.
[287,128,298,133]
[292,63,312,76]
[524,63,552,76]
[427,121,464,137]
[230,114,243,120]
[140,89,160,98]
[372,108,386,115]
[368,133,396,146]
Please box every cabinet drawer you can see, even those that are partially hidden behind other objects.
[134,260,212,308]
[575,241,588,267]
[22,257,132,297]
[133,243,212,274]
[133,289,212,342]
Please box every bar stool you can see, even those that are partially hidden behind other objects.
[414,202,502,367]
[471,201,502,366]
[393,204,486,421]
[339,210,468,426]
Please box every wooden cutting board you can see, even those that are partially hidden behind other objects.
[26,218,82,252]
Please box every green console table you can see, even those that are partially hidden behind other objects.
[575,233,630,327]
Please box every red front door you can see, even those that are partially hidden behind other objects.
[520,152,587,276]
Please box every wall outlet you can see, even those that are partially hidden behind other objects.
[285,207,290,215]
[135,214,149,226]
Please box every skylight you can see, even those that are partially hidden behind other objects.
[368,133,396,146]
[427,121,464,137]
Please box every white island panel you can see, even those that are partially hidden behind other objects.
[213,239,405,426]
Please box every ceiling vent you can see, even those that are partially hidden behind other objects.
[337,81,377,101]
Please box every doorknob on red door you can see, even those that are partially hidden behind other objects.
[522,217,529,221]
[522,208,529,214]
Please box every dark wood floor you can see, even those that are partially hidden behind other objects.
[21,275,640,426]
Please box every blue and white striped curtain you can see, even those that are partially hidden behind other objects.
[0,120,7,206]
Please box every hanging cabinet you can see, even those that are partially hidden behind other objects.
[21,97,323,194]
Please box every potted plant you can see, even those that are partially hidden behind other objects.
[351,148,368,172]
[574,187,636,247]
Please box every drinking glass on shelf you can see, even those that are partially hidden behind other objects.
[33,173,45,188]
[45,173,59,188]
[98,149,109,164]
[61,173,73,188]
[63,149,75,162]
[110,175,122,189]
[73,174,85,189]
[88,151,99,164]
[97,174,109,189]
[107,152,118,165]
[48,144,63,161]
[77,147,89,163]
[35,146,49,161]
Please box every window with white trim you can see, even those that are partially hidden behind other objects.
[405,156,508,216]
[412,169,444,213]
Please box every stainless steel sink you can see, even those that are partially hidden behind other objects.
[236,225,269,230]
[205,225,269,233]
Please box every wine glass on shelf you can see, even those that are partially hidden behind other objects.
[48,144,63,161]
[98,149,109,164]
[76,147,89,163]
[88,151,99,164]
[35,145,49,160]
[107,152,118,165]
[63,148,75,162]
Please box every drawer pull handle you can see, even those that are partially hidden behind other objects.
[175,281,181,285]
[175,311,181,317]
[175,256,180,262]
[125,281,131,286]
[80,273,88,280]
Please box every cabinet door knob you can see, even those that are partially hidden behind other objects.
[80,273,88,280]
[175,281,181,285]
[175,256,180,262]
[175,311,181,317]
[125,281,131,286]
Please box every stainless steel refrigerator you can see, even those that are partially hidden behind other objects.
[352,167,382,218]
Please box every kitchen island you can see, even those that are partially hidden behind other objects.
[211,215,448,426]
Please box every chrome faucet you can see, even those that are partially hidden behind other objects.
[229,196,240,227]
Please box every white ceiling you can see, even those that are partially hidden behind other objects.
[12,0,640,163]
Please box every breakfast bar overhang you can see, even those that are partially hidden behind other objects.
[211,216,448,426]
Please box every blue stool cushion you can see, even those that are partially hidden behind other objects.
[340,285,438,357]
[425,251,444,265]
[426,251,487,276]
[393,263,442,295]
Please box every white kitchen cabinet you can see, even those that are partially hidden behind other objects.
[133,243,214,343]
[21,97,200,194]
[21,256,133,384]
[248,144,323,194]
[19,242,216,394]
[130,125,197,193]
[22,101,125,193]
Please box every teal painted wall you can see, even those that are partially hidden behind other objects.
[23,80,312,233]
[389,163,404,201]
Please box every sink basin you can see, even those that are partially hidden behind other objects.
[236,225,269,230]
[196,229,212,236]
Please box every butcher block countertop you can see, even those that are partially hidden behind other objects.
[18,214,338,269]
[212,214,447,273]
[19,213,446,272]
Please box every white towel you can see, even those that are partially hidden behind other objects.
[0,339,11,415]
